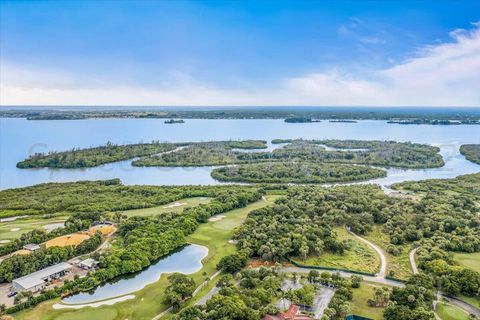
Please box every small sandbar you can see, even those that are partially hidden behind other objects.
[53,294,135,309]
[10,228,20,232]
[163,202,187,208]
[208,215,226,222]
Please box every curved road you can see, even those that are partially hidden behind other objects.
[346,228,387,278]
[409,247,419,274]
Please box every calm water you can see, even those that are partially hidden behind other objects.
[1,118,479,189]
[62,244,208,304]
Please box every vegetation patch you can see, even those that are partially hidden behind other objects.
[118,197,211,217]
[132,140,268,167]
[16,139,444,170]
[269,139,444,168]
[349,284,391,320]
[436,301,470,320]
[363,225,412,280]
[211,162,386,184]
[16,142,180,168]
[292,227,381,274]
[453,252,480,272]
[460,144,480,165]
[0,216,67,241]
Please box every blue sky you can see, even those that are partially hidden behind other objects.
[1,0,479,106]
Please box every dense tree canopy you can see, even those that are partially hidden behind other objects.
[211,161,386,183]
[17,142,180,168]
[175,267,283,320]
[16,140,267,169]
[460,144,480,165]
[0,179,257,218]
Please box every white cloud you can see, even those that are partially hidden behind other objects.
[1,23,479,106]
[359,37,386,44]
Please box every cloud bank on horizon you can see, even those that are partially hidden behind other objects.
[0,1,479,107]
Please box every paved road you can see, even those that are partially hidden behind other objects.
[347,228,387,278]
[153,270,222,319]
[313,286,336,318]
[440,293,480,317]
[409,247,419,274]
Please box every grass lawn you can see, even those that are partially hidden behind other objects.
[363,225,412,280]
[292,227,380,274]
[453,252,480,272]
[0,215,67,241]
[436,302,470,320]
[349,283,390,320]
[14,195,280,320]
[118,197,211,217]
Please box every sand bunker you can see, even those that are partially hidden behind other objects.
[163,202,187,208]
[43,222,65,232]
[208,215,226,222]
[88,224,115,236]
[10,228,20,232]
[53,294,135,309]
[0,240,11,244]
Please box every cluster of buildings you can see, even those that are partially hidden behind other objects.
[10,257,99,293]
[5,222,113,295]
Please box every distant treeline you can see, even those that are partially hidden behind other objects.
[2,107,480,122]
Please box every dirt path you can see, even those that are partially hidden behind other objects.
[409,247,419,274]
[346,228,387,278]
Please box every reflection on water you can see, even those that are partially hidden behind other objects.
[62,244,208,304]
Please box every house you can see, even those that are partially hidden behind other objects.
[79,258,99,270]
[12,262,72,293]
[262,305,313,320]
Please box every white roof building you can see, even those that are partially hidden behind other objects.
[12,262,72,292]
[79,258,98,270]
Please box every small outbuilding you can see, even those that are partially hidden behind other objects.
[79,258,99,270]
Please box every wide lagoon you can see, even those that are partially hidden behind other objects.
[61,244,208,304]
[1,118,479,189]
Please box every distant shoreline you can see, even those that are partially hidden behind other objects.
[1,107,480,123]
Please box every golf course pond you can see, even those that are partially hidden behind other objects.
[61,244,208,304]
